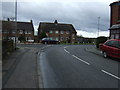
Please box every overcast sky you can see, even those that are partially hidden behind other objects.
[1,0,116,37]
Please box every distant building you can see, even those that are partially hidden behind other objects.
[2,19,34,42]
[38,20,77,43]
[109,1,120,39]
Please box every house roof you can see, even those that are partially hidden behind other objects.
[110,1,120,6]
[109,24,120,29]
[38,20,77,33]
[2,20,34,31]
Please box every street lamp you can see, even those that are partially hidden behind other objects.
[15,0,17,49]
[98,17,100,37]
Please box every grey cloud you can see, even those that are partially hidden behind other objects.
[2,2,111,33]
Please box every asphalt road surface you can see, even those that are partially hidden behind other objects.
[39,45,120,88]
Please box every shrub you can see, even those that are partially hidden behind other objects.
[96,36,107,48]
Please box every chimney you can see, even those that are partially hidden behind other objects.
[7,18,10,21]
[30,20,33,23]
[54,20,58,24]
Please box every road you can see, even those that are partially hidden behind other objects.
[39,45,120,88]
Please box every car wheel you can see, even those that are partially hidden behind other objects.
[103,51,107,58]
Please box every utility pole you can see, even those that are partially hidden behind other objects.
[15,0,17,49]
[98,17,100,37]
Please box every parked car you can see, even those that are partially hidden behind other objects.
[41,38,58,44]
[99,39,120,59]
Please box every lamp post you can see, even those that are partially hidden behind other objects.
[98,17,100,37]
[15,0,17,49]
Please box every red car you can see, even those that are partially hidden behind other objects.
[99,39,120,59]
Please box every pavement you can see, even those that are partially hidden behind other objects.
[2,46,43,88]
[85,45,102,56]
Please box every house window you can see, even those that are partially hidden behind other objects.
[25,31,27,34]
[66,31,69,34]
[117,30,119,33]
[115,34,119,39]
[26,37,28,40]
[55,31,59,34]
[19,30,23,34]
[61,37,63,41]
[66,37,69,40]
[60,31,64,34]
[50,37,53,40]
[49,30,53,34]
[56,37,58,41]
[28,37,31,40]
[72,34,74,37]
[12,31,15,34]
[113,30,116,34]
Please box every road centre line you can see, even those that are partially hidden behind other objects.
[72,55,90,65]
[64,46,68,49]
[101,70,120,80]
[64,49,70,54]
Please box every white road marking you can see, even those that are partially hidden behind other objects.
[64,46,68,49]
[72,55,90,65]
[64,49,70,54]
[101,70,120,80]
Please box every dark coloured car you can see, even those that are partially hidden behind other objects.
[99,39,120,59]
[41,38,58,44]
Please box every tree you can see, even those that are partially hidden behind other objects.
[77,35,84,38]
[40,32,47,39]
[18,35,26,43]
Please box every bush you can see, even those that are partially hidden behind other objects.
[96,36,107,48]
[2,40,14,58]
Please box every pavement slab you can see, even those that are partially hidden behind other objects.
[2,47,40,88]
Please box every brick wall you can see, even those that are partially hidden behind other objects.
[110,3,120,26]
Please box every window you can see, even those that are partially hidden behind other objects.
[66,31,69,34]
[72,34,74,37]
[66,37,68,40]
[55,31,59,34]
[105,40,114,46]
[12,31,15,34]
[114,41,120,48]
[117,30,119,33]
[113,30,116,34]
[105,40,120,48]
[26,37,28,40]
[25,31,31,34]
[115,34,119,39]
[50,37,52,40]
[60,31,64,34]
[56,37,58,41]
[49,30,53,34]
[28,37,31,40]
[19,30,23,34]
[61,37,63,41]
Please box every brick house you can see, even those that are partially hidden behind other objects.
[2,19,34,42]
[38,20,77,43]
[109,1,120,39]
